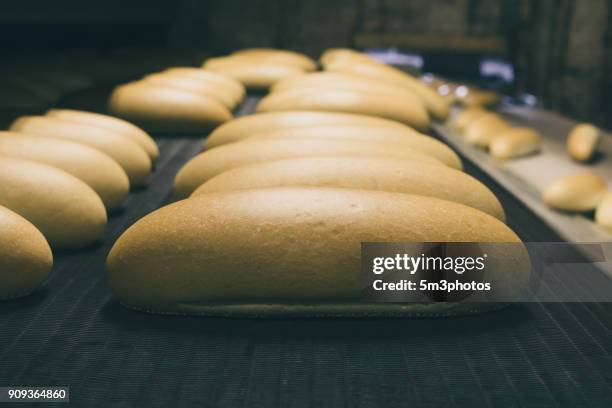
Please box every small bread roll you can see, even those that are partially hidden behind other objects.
[256,88,430,129]
[108,82,232,133]
[595,192,612,230]
[0,133,129,210]
[567,123,601,162]
[46,109,159,163]
[325,60,449,120]
[0,158,107,249]
[173,139,445,199]
[489,127,542,159]
[10,116,151,188]
[203,57,307,90]
[452,107,487,133]
[142,73,237,109]
[161,67,245,102]
[464,114,510,148]
[242,125,461,169]
[0,205,52,299]
[193,157,503,220]
[542,172,607,212]
[107,188,528,316]
[205,111,410,149]
[231,49,317,71]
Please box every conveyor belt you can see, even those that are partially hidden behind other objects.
[1,94,612,407]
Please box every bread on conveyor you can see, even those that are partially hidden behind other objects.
[242,125,461,169]
[107,188,529,317]
[595,192,612,230]
[160,67,245,103]
[0,133,129,210]
[10,116,151,188]
[0,158,107,249]
[566,123,601,162]
[173,139,445,199]
[256,88,430,129]
[542,171,608,212]
[451,107,487,133]
[204,111,411,149]
[464,113,510,148]
[108,81,232,133]
[231,48,317,71]
[192,157,503,220]
[489,127,542,159]
[46,109,159,163]
[0,205,52,300]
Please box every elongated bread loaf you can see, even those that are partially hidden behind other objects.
[0,158,107,248]
[595,192,612,230]
[107,188,528,316]
[204,111,411,149]
[161,67,245,102]
[256,88,430,129]
[203,57,307,90]
[142,73,237,109]
[319,48,368,66]
[542,172,608,212]
[108,82,232,132]
[193,157,503,220]
[0,133,129,210]
[452,107,487,133]
[0,205,52,299]
[46,109,159,163]
[10,116,151,188]
[243,125,462,169]
[325,60,449,120]
[567,123,601,162]
[464,114,510,148]
[489,127,541,159]
[173,139,444,199]
[231,49,317,71]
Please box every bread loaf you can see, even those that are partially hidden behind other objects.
[0,133,129,210]
[142,73,237,109]
[46,109,159,163]
[595,192,612,230]
[0,158,107,248]
[193,157,503,220]
[567,123,601,162]
[174,139,444,199]
[203,57,307,90]
[242,125,462,169]
[108,82,232,133]
[489,127,541,159]
[10,116,151,188]
[107,188,528,316]
[231,49,317,71]
[452,107,486,133]
[0,205,52,299]
[256,88,430,129]
[204,111,410,149]
[464,114,510,148]
[542,172,607,212]
[161,67,245,102]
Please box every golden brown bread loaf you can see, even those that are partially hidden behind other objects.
[0,205,53,300]
[595,192,612,230]
[452,107,487,133]
[45,109,159,163]
[242,125,462,169]
[464,113,510,148]
[160,67,245,102]
[0,158,107,249]
[566,123,601,162]
[542,172,608,212]
[204,111,410,149]
[256,88,430,129]
[489,127,542,159]
[0,133,129,210]
[231,49,317,71]
[192,157,503,220]
[173,139,445,199]
[142,73,237,109]
[108,81,232,133]
[107,188,528,316]
[10,116,151,188]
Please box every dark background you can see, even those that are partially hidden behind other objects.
[1,0,611,127]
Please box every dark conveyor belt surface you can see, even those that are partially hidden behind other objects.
[1,96,612,408]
